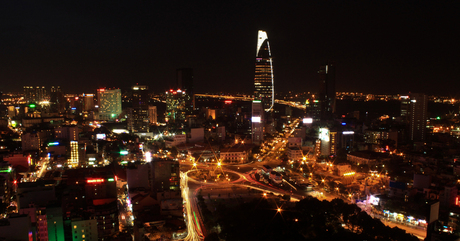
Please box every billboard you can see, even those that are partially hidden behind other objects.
[303,118,313,124]
[252,116,261,123]
[96,133,106,140]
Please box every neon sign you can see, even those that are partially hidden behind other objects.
[86,178,105,184]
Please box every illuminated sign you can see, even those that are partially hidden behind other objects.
[225,100,232,104]
[96,133,106,140]
[120,150,129,155]
[99,89,105,92]
[29,103,36,108]
[319,128,329,142]
[303,118,313,124]
[86,178,105,184]
[251,116,261,123]
[145,151,152,162]
[113,129,129,134]
[253,100,261,103]
[0,167,12,173]
[342,131,354,135]
[107,178,115,182]
[89,157,96,161]
[48,142,59,146]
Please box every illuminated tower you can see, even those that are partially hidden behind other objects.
[254,30,274,112]
[409,93,427,141]
[131,85,149,132]
[97,88,122,121]
[165,89,189,124]
[318,62,336,121]
[251,100,264,145]
[69,141,79,167]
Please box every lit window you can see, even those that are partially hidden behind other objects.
[74,225,77,229]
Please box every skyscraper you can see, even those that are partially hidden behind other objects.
[318,62,336,121]
[409,93,428,142]
[97,88,122,121]
[131,85,149,132]
[24,86,46,103]
[177,68,194,111]
[165,89,188,124]
[254,30,274,112]
[50,86,65,113]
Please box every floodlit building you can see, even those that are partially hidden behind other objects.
[97,88,122,121]
[148,106,157,125]
[69,141,79,167]
[254,30,274,112]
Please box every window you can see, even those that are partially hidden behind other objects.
[74,225,77,229]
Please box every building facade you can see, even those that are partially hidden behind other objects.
[251,100,264,145]
[318,62,336,121]
[131,85,149,132]
[409,93,428,142]
[96,89,122,121]
[254,30,274,112]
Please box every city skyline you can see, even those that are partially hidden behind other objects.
[1,1,459,96]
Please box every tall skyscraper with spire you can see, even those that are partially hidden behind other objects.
[318,61,336,121]
[254,30,274,112]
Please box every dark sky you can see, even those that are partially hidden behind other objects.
[1,1,459,96]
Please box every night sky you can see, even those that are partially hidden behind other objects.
[1,1,459,96]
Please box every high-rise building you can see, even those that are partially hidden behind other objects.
[82,93,95,112]
[50,86,66,113]
[177,68,194,110]
[97,88,122,121]
[165,89,189,124]
[131,85,149,132]
[409,93,428,142]
[148,106,157,125]
[254,30,274,112]
[69,141,79,167]
[251,100,264,145]
[21,132,40,151]
[24,86,47,103]
[318,62,336,121]
[71,219,98,241]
